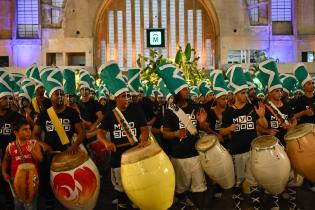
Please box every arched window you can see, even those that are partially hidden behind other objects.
[16,0,39,38]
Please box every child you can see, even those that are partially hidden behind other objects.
[1,117,51,210]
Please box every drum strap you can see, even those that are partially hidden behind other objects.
[265,101,289,129]
[15,140,26,162]
[32,98,40,113]
[112,107,138,145]
[47,107,70,145]
[168,103,198,135]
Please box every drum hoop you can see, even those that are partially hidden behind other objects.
[51,150,89,172]
[195,135,217,152]
[251,135,278,151]
[284,123,314,141]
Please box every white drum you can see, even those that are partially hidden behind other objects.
[195,135,235,189]
[250,135,290,195]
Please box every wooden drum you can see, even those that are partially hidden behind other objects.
[250,135,290,194]
[285,123,315,183]
[50,146,100,210]
[121,142,175,210]
[14,163,39,204]
[195,135,235,189]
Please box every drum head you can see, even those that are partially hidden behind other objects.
[121,142,162,165]
[252,135,278,150]
[51,148,89,172]
[17,163,36,170]
[285,123,314,141]
[195,135,217,152]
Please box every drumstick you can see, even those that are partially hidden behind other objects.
[48,151,62,154]
[8,180,17,198]
[116,143,132,148]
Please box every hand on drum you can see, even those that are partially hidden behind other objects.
[103,141,116,152]
[254,102,265,118]
[3,173,10,183]
[304,108,313,117]
[175,129,187,141]
[65,144,80,155]
[138,140,150,148]
[269,129,279,136]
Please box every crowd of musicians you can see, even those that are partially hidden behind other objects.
[0,59,314,210]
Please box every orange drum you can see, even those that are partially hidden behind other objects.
[14,163,39,204]
[121,142,175,210]
[285,123,315,183]
[250,135,290,195]
[195,135,235,189]
[50,146,100,210]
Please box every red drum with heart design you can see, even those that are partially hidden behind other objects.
[50,146,100,210]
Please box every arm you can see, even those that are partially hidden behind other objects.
[2,146,11,182]
[32,124,42,140]
[162,127,187,139]
[97,128,116,152]
[219,125,238,136]
[89,111,104,131]
[294,109,313,120]
[256,116,268,129]
[72,122,86,148]
[139,126,149,146]
[31,141,44,162]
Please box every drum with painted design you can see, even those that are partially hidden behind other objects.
[14,163,39,204]
[195,135,235,189]
[121,142,175,210]
[285,123,315,183]
[250,135,290,195]
[50,146,100,210]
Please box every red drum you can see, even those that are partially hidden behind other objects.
[285,123,315,183]
[50,146,100,210]
[14,163,39,204]
[250,135,290,194]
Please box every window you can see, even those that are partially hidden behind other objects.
[16,0,39,38]
[67,53,86,66]
[247,0,259,24]
[0,56,9,67]
[301,52,314,63]
[272,0,292,21]
[51,0,63,25]
[227,50,266,64]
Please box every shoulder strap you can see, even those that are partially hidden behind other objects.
[112,107,138,145]
[168,103,198,135]
[265,101,289,129]
[32,98,40,113]
[47,107,70,145]
[15,140,26,162]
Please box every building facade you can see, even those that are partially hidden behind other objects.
[0,0,315,73]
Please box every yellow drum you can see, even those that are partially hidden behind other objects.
[250,135,290,195]
[195,135,235,189]
[121,142,175,210]
[285,123,315,183]
[14,163,39,204]
[50,146,100,210]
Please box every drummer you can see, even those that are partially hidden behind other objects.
[293,63,315,124]
[157,64,208,210]
[32,68,86,210]
[25,64,51,115]
[0,70,25,210]
[256,61,300,210]
[97,63,149,210]
[220,65,267,210]
[2,117,51,210]
[206,70,230,198]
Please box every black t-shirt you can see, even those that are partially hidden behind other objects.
[139,97,157,122]
[163,101,199,158]
[265,103,293,144]
[207,109,222,132]
[294,95,315,123]
[222,103,258,155]
[98,104,147,168]
[78,99,102,123]
[31,97,52,113]
[0,111,23,152]
[35,107,81,151]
